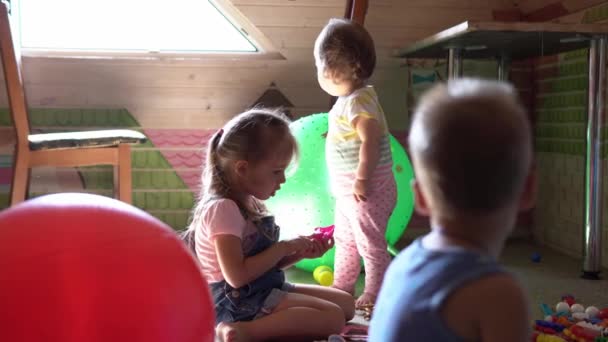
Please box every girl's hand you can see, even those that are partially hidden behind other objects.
[280,236,314,256]
[298,236,334,259]
[353,178,370,202]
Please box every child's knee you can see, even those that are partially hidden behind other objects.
[323,302,347,333]
[343,304,355,322]
[335,292,356,321]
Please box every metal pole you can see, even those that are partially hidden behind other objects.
[498,54,510,81]
[448,48,463,79]
[582,36,606,279]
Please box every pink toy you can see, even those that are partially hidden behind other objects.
[313,225,335,241]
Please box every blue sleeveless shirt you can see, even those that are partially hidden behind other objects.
[369,238,505,342]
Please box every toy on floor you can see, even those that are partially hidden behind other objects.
[310,225,335,286]
[358,304,375,321]
[531,252,542,263]
[532,333,567,341]
[563,295,576,307]
[313,265,334,286]
[533,295,608,342]
[333,324,368,342]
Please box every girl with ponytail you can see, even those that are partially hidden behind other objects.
[183,109,354,342]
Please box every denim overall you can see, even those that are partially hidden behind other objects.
[209,215,289,324]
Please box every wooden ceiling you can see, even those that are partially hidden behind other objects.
[0,0,605,131]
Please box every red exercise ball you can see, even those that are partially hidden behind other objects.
[0,193,214,342]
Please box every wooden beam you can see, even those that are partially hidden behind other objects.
[344,0,353,19]
[349,0,369,25]
[343,0,368,24]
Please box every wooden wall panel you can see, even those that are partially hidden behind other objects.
[514,0,607,18]
[0,0,519,131]
[365,7,493,29]
[514,0,606,14]
[232,0,508,9]
[514,0,559,13]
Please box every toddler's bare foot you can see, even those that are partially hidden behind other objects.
[355,293,376,320]
[216,322,246,342]
[355,292,376,309]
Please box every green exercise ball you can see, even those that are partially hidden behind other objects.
[266,113,415,272]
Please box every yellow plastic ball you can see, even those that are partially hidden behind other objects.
[313,266,334,286]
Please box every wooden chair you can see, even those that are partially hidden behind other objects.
[0,1,146,206]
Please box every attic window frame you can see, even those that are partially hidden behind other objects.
[15,0,282,60]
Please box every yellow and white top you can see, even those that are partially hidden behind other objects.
[326,85,393,195]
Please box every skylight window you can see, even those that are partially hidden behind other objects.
[17,0,259,53]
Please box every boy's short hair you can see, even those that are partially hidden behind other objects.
[314,18,376,83]
[409,79,532,216]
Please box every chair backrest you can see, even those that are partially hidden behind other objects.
[0,1,30,146]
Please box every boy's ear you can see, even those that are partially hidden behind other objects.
[519,164,537,211]
[412,179,430,217]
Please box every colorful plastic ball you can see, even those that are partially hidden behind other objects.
[556,316,571,327]
[0,193,215,342]
[313,265,334,286]
[570,304,585,313]
[599,308,608,319]
[537,334,567,342]
[556,301,570,313]
[572,312,588,321]
[266,113,415,272]
[585,306,600,319]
